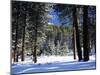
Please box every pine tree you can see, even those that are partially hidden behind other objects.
[25,3,54,63]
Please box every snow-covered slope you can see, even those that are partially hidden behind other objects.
[12,55,96,74]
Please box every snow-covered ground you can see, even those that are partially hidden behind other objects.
[11,55,96,74]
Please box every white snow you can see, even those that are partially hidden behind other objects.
[12,55,96,74]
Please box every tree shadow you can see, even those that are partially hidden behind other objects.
[12,60,96,74]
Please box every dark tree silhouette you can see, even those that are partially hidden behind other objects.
[72,26,77,59]
[21,3,27,61]
[83,6,90,61]
[12,2,19,62]
[73,6,82,61]
[14,15,19,62]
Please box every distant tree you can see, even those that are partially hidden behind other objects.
[88,6,96,53]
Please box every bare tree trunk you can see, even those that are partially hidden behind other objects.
[13,16,18,62]
[21,16,26,61]
[21,3,27,61]
[73,7,82,61]
[94,40,96,53]
[33,27,37,63]
[83,6,90,61]
[33,11,38,63]
[72,28,76,59]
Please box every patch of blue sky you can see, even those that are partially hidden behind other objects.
[48,10,61,26]
[48,9,73,26]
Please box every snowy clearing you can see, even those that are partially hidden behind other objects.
[11,55,96,74]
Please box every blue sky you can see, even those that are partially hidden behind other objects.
[49,10,61,26]
[48,10,72,26]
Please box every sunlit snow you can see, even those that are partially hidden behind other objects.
[12,55,96,74]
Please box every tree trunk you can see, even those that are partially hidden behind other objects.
[83,6,90,61]
[33,11,38,63]
[33,27,37,63]
[21,17,26,61]
[72,28,76,59]
[94,40,96,53]
[13,16,18,62]
[73,7,82,61]
[21,4,27,61]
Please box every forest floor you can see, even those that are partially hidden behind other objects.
[11,55,96,74]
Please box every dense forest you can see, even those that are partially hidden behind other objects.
[11,1,96,63]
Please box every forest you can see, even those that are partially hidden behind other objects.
[11,1,96,63]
